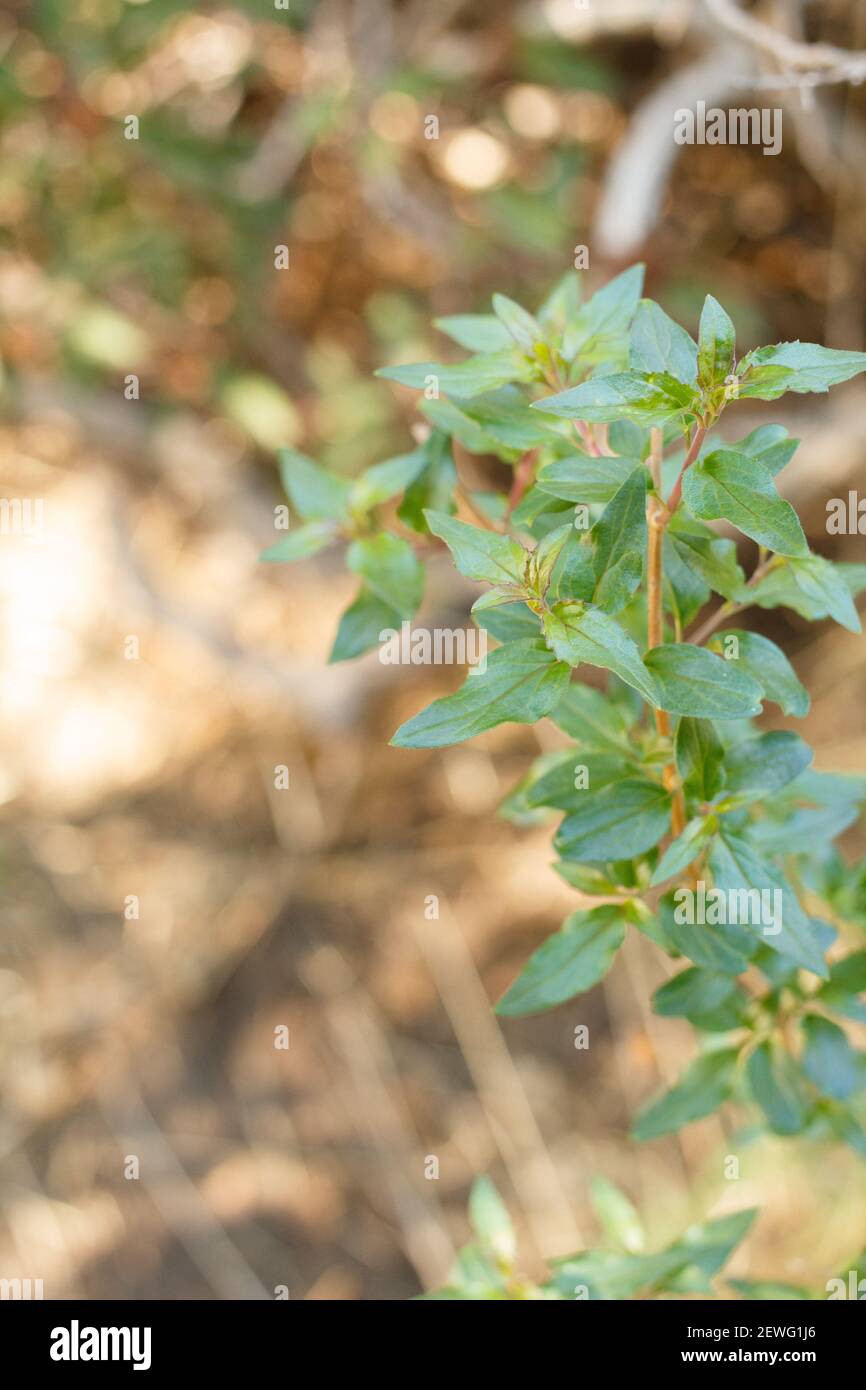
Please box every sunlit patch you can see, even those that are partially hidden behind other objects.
[439,128,511,190]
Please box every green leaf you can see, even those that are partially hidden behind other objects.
[439,1242,510,1299]
[708,833,828,978]
[734,364,794,402]
[651,817,715,885]
[730,1279,811,1301]
[682,450,808,558]
[545,526,595,605]
[589,1177,644,1253]
[749,554,862,633]
[495,906,627,1016]
[452,389,567,451]
[434,314,512,352]
[528,522,573,595]
[420,396,502,455]
[278,447,350,522]
[536,452,640,504]
[397,431,457,532]
[644,644,763,719]
[468,1177,516,1262]
[329,587,402,663]
[752,919,837,989]
[547,1248,684,1301]
[663,533,711,629]
[662,1209,757,1291]
[588,467,647,613]
[260,520,338,563]
[424,510,528,587]
[653,967,737,1020]
[632,1049,738,1141]
[543,602,660,704]
[747,1041,812,1135]
[736,423,798,476]
[722,730,813,802]
[524,750,634,812]
[533,370,697,426]
[563,263,645,362]
[551,681,633,753]
[555,778,671,861]
[697,295,735,387]
[376,349,535,398]
[346,533,424,618]
[498,751,569,827]
[510,484,574,532]
[390,638,570,748]
[349,450,427,512]
[549,1206,754,1300]
[658,892,754,975]
[537,271,582,335]
[629,299,698,384]
[471,585,526,613]
[474,601,541,643]
[667,520,746,602]
[839,561,866,599]
[801,1016,863,1100]
[554,862,634,897]
[750,803,859,856]
[738,341,866,396]
[420,1286,498,1301]
[675,717,726,802]
[706,630,809,717]
[817,952,866,1025]
[609,419,647,456]
[827,1108,866,1160]
[492,292,544,352]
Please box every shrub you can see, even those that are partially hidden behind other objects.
[265,266,866,1297]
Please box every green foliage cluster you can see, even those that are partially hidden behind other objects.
[424,1174,865,1301]
[423,1175,756,1301]
[266,266,866,1292]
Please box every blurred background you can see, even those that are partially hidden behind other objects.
[1,0,866,1300]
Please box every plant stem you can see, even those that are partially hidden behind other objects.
[507,449,537,514]
[541,358,601,456]
[687,556,775,645]
[455,481,501,531]
[665,424,707,512]
[576,419,601,456]
[646,427,686,838]
[688,599,738,647]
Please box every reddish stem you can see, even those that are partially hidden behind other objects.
[666,425,707,513]
[507,449,538,514]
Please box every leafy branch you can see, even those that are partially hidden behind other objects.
[264,265,866,1290]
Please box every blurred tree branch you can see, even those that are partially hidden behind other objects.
[705,0,866,86]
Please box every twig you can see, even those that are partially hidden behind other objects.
[704,0,866,77]
[666,425,707,513]
[687,555,775,646]
[646,428,686,839]
[507,450,537,515]
[456,480,501,531]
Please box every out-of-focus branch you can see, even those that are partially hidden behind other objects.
[704,0,866,79]
[592,45,750,259]
[593,1,866,259]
